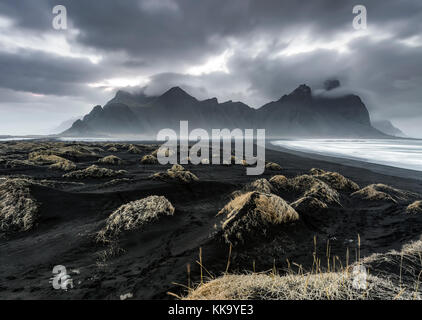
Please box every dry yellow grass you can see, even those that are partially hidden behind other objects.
[28,153,76,171]
[0,178,39,233]
[170,164,185,172]
[309,169,360,192]
[265,162,282,171]
[406,201,422,214]
[29,153,66,165]
[351,184,419,204]
[244,178,274,194]
[291,175,341,206]
[63,165,126,179]
[140,154,158,164]
[269,174,341,206]
[98,155,122,165]
[49,160,77,171]
[127,144,142,154]
[97,195,175,242]
[29,145,98,160]
[150,164,199,184]
[183,239,422,300]
[184,271,418,300]
[291,196,328,214]
[269,175,289,191]
[217,191,299,244]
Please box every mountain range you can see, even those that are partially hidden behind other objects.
[63,82,389,138]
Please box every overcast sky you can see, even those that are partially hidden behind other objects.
[0,0,421,136]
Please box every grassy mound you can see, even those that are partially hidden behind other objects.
[29,153,66,164]
[309,169,359,192]
[217,191,299,245]
[141,154,158,164]
[150,164,199,184]
[98,155,122,165]
[406,201,422,214]
[269,175,289,191]
[269,174,340,206]
[63,165,126,179]
[0,158,36,169]
[185,239,422,300]
[49,160,77,171]
[265,162,282,171]
[29,153,77,171]
[244,178,274,194]
[184,271,415,300]
[97,195,175,242]
[29,145,99,161]
[0,178,39,233]
[290,175,341,206]
[127,144,142,154]
[291,196,328,215]
[351,184,419,204]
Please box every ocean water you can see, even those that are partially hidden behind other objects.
[0,137,35,141]
[271,139,422,172]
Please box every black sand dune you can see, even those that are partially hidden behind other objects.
[1,140,422,300]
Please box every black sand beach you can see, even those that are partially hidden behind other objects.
[1,140,422,299]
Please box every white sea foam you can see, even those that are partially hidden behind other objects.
[271,139,422,172]
[0,137,35,141]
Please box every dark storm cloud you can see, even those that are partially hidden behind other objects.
[37,0,422,63]
[0,0,51,30]
[0,0,421,135]
[0,49,106,96]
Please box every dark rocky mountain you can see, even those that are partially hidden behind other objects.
[63,84,386,138]
[372,120,406,137]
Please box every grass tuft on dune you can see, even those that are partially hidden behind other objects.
[98,155,122,165]
[351,184,420,204]
[63,165,126,179]
[150,164,199,183]
[406,201,422,214]
[309,168,360,192]
[97,195,175,242]
[0,178,39,233]
[218,191,298,245]
[140,154,159,164]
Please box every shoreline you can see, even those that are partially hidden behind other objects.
[267,140,422,181]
